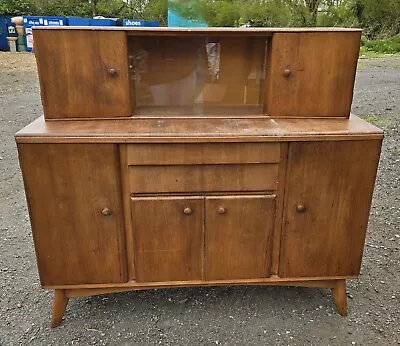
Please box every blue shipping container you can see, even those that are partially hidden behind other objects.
[68,17,91,26]
[123,19,145,27]
[23,16,68,52]
[144,21,159,27]
[90,18,117,26]
[0,16,18,51]
[0,16,9,51]
[123,19,159,27]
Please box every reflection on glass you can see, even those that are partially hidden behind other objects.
[129,36,268,116]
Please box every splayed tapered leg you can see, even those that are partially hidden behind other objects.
[331,279,347,316]
[51,289,69,328]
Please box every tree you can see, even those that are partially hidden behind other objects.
[0,0,38,15]
[285,0,323,26]
[169,0,291,27]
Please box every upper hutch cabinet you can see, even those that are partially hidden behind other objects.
[264,32,361,118]
[34,30,132,119]
[34,28,361,120]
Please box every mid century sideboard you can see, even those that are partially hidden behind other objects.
[15,27,383,327]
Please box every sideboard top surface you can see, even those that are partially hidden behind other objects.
[33,27,362,35]
[15,115,383,144]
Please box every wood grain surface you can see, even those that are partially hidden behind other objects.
[129,164,278,193]
[126,143,280,165]
[265,32,361,118]
[18,143,127,285]
[205,195,276,280]
[15,115,383,144]
[34,30,132,119]
[279,140,382,277]
[131,196,204,282]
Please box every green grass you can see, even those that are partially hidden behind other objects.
[362,115,392,126]
[360,36,400,56]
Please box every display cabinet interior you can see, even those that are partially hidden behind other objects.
[128,35,269,116]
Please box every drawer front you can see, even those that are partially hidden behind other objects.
[127,143,280,165]
[129,164,278,193]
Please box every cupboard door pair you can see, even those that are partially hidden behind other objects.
[131,195,275,282]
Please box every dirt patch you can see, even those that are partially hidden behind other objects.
[0,53,399,345]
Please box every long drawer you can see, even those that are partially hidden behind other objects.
[127,143,280,165]
[129,164,278,193]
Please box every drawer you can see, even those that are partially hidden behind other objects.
[129,164,278,193]
[127,143,280,165]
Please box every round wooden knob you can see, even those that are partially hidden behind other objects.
[108,68,117,76]
[296,204,306,213]
[183,207,192,215]
[283,69,292,77]
[218,207,226,215]
[102,208,112,216]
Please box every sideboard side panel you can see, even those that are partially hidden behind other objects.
[280,139,382,277]
[18,143,127,285]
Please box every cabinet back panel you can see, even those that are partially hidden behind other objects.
[265,32,361,118]
[18,143,126,285]
[280,140,382,277]
[34,30,132,119]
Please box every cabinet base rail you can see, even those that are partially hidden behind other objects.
[51,278,348,328]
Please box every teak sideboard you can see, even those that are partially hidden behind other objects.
[15,27,383,327]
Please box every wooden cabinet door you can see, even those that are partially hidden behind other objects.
[17,143,126,286]
[132,196,204,282]
[205,195,275,280]
[265,32,361,118]
[34,29,132,119]
[280,140,382,278]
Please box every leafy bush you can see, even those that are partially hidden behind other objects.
[360,36,400,54]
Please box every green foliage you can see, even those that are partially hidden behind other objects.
[142,0,168,26]
[360,36,400,55]
[352,0,400,39]
[318,0,359,27]
[286,0,322,27]
[33,0,91,17]
[0,0,167,25]
[0,0,38,15]
[170,0,291,27]
[239,0,291,27]
[201,1,241,27]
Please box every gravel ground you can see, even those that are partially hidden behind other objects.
[0,52,399,345]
